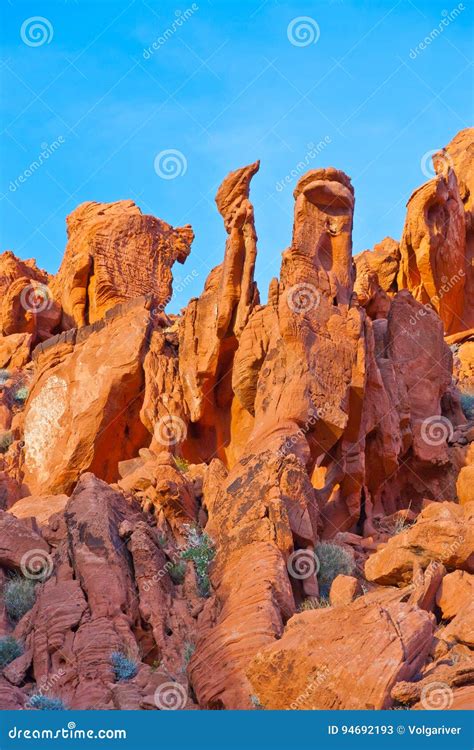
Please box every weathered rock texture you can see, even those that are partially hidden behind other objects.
[0,129,473,712]
[51,200,194,329]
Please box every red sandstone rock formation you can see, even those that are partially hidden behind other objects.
[51,200,194,329]
[0,130,473,712]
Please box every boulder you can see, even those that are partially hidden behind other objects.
[247,597,435,709]
[436,570,474,620]
[21,298,152,495]
[365,502,474,584]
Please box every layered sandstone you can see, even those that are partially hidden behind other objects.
[0,129,473,712]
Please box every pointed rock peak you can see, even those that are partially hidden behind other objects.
[215,160,260,229]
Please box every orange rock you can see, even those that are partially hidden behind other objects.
[179,162,260,465]
[365,502,474,585]
[51,200,193,329]
[457,464,474,504]
[436,570,474,620]
[0,333,33,369]
[9,494,68,525]
[398,162,466,335]
[434,128,474,330]
[2,277,61,343]
[247,597,435,709]
[329,574,361,606]
[21,298,152,495]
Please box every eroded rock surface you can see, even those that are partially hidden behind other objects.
[1,130,473,711]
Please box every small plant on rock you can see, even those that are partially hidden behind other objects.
[168,561,186,585]
[110,651,138,682]
[13,386,29,404]
[3,576,37,622]
[315,542,355,597]
[250,694,264,710]
[460,392,474,420]
[298,596,331,612]
[0,636,23,669]
[183,641,195,666]
[0,431,13,454]
[27,694,66,710]
[181,526,215,597]
[0,369,10,385]
[173,456,189,473]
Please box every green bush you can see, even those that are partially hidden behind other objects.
[183,641,195,665]
[181,527,215,597]
[13,386,29,404]
[316,542,355,597]
[111,652,138,681]
[173,456,189,473]
[4,577,37,622]
[168,561,186,585]
[27,694,66,710]
[460,392,474,420]
[0,431,13,454]
[0,369,10,385]
[0,636,23,669]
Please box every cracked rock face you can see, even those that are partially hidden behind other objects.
[0,128,473,711]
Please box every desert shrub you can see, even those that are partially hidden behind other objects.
[250,694,264,709]
[316,542,355,597]
[183,641,195,665]
[298,596,331,612]
[13,386,29,404]
[27,694,66,710]
[3,577,37,622]
[173,456,189,473]
[168,561,186,584]
[0,636,23,669]
[181,527,215,597]
[0,431,13,454]
[460,392,474,420]
[110,651,138,681]
[0,369,10,385]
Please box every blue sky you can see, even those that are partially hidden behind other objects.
[1,0,472,312]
